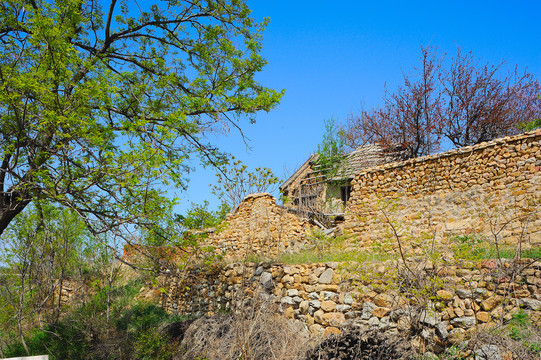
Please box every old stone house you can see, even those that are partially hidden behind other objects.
[280,144,400,227]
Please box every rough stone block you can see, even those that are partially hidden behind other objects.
[450,316,477,328]
[372,306,391,318]
[318,269,334,284]
[320,300,336,312]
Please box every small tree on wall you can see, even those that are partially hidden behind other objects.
[316,117,346,178]
[314,118,351,216]
[212,158,281,209]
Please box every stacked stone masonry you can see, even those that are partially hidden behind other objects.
[161,259,541,353]
[204,131,541,260]
[156,131,541,356]
[204,193,311,259]
[344,130,541,248]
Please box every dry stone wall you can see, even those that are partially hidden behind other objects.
[153,131,541,357]
[160,258,541,354]
[343,130,541,249]
[204,193,310,259]
[147,131,541,262]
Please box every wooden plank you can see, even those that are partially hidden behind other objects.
[1,356,49,360]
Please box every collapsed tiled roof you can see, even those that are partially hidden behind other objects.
[312,143,401,180]
[341,143,401,177]
[281,144,401,189]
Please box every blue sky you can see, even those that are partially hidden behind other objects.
[176,0,541,212]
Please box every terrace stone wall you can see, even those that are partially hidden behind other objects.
[159,258,541,354]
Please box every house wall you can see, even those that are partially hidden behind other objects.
[281,163,315,202]
[204,193,310,259]
[324,182,346,213]
[343,130,541,250]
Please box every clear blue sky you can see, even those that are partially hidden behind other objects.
[176,0,541,212]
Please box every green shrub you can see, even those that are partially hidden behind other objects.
[3,322,89,360]
[508,310,541,354]
[116,303,178,334]
[134,329,176,360]
[2,277,185,360]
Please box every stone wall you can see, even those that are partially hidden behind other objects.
[216,131,541,259]
[343,130,541,249]
[160,258,541,354]
[204,193,310,259]
[127,131,540,263]
[154,131,541,356]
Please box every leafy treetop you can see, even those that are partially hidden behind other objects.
[0,0,283,238]
[176,200,230,231]
[212,157,280,209]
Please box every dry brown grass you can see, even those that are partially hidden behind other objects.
[175,296,311,360]
[465,321,541,360]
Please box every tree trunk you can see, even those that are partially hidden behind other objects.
[0,196,31,235]
[17,309,30,356]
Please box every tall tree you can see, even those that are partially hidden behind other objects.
[344,47,541,158]
[441,49,541,147]
[0,0,282,237]
[344,47,443,159]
